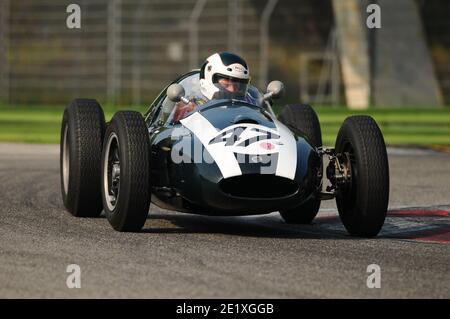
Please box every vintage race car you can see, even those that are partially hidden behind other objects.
[60,70,389,237]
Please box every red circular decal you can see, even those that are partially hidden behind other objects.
[260,142,275,150]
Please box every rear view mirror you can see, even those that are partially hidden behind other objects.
[266,81,285,99]
[167,84,188,103]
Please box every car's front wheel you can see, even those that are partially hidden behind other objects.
[335,116,389,237]
[101,111,151,232]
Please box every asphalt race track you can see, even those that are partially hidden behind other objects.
[0,143,449,298]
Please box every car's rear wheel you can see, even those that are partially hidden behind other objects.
[335,116,389,237]
[60,99,105,217]
[278,104,322,147]
[101,111,151,232]
[278,104,322,224]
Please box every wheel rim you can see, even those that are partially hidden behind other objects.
[62,124,70,195]
[103,133,120,211]
[339,141,358,213]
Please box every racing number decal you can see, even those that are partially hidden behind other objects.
[209,126,280,147]
[180,112,297,180]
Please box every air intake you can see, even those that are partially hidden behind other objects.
[220,174,299,199]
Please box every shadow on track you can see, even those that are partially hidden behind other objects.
[140,213,351,240]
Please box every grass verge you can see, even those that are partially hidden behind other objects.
[0,103,449,146]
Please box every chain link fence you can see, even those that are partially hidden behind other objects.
[0,0,335,105]
[0,0,448,106]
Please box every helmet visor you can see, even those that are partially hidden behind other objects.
[212,74,249,100]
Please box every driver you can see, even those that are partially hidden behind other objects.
[173,52,255,122]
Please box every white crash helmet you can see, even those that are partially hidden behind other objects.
[199,52,250,100]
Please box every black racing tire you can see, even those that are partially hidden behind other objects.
[335,115,389,237]
[60,99,105,217]
[278,104,322,147]
[101,111,151,232]
[278,104,322,224]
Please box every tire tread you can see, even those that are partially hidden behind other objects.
[60,98,105,217]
